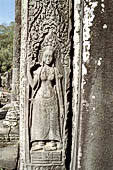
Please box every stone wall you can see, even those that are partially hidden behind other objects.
[78,1,113,170]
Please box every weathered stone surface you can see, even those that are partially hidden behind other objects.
[70,1,83,170]
[78,1,113,170]
[3,103,19,127]
[11,0,21,102]
[0,144,18,169]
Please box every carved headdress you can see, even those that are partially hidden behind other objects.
[41,31,57,51]
[39,31,59,63]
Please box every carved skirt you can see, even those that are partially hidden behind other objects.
[31,94,61,142]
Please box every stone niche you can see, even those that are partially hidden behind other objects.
[20,0,72,170]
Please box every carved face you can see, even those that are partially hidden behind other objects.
[43,48,54,65]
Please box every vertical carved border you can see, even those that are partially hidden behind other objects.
[20,0,28,169]
[70,0,83,170]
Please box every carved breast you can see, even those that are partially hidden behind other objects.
[35,66,55,99]
[40,66,55,81]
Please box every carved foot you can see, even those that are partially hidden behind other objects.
[32,142,45,151]
[45,141,57,151]
[32,145,43,151]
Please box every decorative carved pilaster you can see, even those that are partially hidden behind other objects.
[20,0,72,169]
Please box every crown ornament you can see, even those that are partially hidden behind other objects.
[41,31,57,50]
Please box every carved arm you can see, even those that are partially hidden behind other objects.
[27,62,39,89]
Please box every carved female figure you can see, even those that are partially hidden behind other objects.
[27,46,64,151]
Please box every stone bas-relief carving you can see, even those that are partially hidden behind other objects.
[27,33,65,167]
[20,0,72,169]
[27,0,71,67]
[27,44,64,152]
